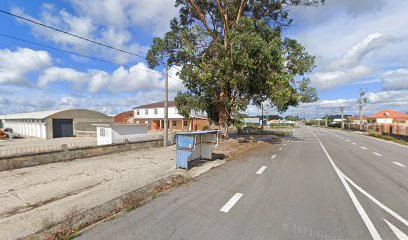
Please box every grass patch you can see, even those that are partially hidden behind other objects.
[368,132,408,146]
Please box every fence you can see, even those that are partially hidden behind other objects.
[349,123,408,136]
[0,133,176,158]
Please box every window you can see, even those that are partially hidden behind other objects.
[174,108,178,114]
[172,121,177,127]
[183,120,188,127]
[136,110,140,115]
[154,108,158,115]
[100,128,105,137]
[145,109,149,115]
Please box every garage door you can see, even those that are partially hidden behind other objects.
[52,119,73,138]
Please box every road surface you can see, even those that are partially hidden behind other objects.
[79,126,408,240]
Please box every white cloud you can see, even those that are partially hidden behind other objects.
[37,62,185,94]
[0,48,52,85]
[11,0,179,64]
[311,32,396,89]
[381,68,408,90]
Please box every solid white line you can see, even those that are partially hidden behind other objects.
[271,155,277,159]
[318,141,382,240]
[342,174,408,227]
[220,193,243,213]
[256,166,267,175]
[393,162,406,168]
[373,152,383,157]
[383,219,408,240]
[361,147,368,150]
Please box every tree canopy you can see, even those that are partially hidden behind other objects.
[147,0,323,137]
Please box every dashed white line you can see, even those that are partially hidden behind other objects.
[393,162,406,168]
[361,147,368,150]
[346,140,350,142]
[271,155,277,159]
[278,148,282,151]
[373,152,383,157]
[256,166,267,175]
[220,193,243,213]
[384,218,408,240]
[352,143,357,145]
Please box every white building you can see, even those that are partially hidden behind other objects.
[1,109,112,139]
[93,123,148,145]
[131,101,209,131]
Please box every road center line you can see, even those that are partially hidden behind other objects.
[271,155,277,159]
[318,141,382,240]
[346,140,350,142]
[278,148,282,151]
[361,147,368,150]
[384,218,408,240]
[220,193,243,213]
[393,162,406,168]
[352,143,357,145]
[256,166,267,175]
[373,152,383,157]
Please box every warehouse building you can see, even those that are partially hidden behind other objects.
[0,109,113,139]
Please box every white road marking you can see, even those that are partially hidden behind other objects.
[278,148,282,151]
[352,143,357,145]
[283,143,287,146]
[361,147,368,150]
[342,174,408,228]
[384,219,408,240]
[318,141,382,240]
[220,193,243,213]
[393,162,406,168]
[271,155,277,159]
[256,166,267,175]
[373,152,383,157]
[346,140,350,142]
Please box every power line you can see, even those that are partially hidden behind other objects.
[0,9,146,60]
[0,32,168,76]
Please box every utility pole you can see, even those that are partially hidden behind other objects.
[261,102,264,131]
[340,107,344,129]
[164,61,169,147]
[359,88,365,130]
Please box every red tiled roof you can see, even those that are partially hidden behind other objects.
[114,110,134,122]
[133,101,176,109]
[367,109,408,119]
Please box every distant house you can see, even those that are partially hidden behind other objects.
[243,118,260,126]
[131,101,209,131]
[349,116,367,124]
[114,110,134,123]
[367,109,408,124]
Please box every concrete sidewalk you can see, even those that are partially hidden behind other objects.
[0,138,257,240]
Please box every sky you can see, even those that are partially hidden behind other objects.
[0,0,407,118]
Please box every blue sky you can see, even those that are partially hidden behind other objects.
[0,0,407,118]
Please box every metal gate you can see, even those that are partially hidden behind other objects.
[52,119,73,138]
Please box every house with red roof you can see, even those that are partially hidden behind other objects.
[367,109,408,124]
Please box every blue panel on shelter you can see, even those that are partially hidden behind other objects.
[176,135,195,169]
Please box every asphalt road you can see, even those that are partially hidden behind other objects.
[79,126,408,240]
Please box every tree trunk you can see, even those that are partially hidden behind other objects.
[218,91,229,139]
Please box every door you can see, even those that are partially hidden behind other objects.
[52,119,73,138]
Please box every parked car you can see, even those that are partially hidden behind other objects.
[3,128,21,139]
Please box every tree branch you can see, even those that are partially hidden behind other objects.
[186,0,213,35]
[236,0,246,24]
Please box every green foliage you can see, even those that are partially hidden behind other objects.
[147,0,323,135]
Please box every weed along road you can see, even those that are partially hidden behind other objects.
[79,126,408,240]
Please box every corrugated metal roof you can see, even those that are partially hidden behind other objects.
[176,130,219,135]
[1,109,67,120]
